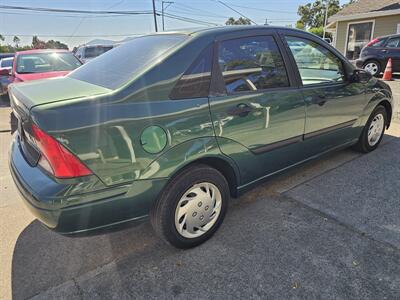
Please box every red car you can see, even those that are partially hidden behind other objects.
[6,49,82,84]
[4,49,82,131]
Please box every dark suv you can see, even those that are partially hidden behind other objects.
[356,33,400,76]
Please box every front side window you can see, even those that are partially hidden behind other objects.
[16,52,82,74]
[170,44,212,99]
[286,36,345,86]
[218,36,289,94]
[386,37,400,48]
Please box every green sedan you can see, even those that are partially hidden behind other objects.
[9,26,393,248]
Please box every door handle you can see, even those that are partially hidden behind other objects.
[381,49,388,53]
[228,103,253,117]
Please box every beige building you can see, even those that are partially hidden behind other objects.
[326,0,400,60]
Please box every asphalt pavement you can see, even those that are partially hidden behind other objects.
[1,80,400,300]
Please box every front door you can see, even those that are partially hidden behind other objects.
[284,34,366,153]
[209,33,306,183]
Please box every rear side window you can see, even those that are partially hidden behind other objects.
[170,44,212,100]
[285,36,345,86]
[218,36,289,94]
[386,37,400,48]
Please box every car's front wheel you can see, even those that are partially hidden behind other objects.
[354,105,387,153]
[363,60,381,76]
[150,164,229,248]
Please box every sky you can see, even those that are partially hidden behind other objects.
[0,0,349,49]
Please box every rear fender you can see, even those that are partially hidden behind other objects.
[138,137,241,187]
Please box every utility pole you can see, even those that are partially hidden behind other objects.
[162,1,174,31]
[264,18,268,25]
[323,2,329,39]
[152,0,158,32]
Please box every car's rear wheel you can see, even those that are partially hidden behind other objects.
[353,105,387,153]
[150,164,229,248]
[363,60,381,76]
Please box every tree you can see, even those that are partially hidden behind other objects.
[0,34,4,42]
[225,17,251,25]
[45,39,68,50]
[296,0,341,37]
[13,36,20,48]
[32,36,46,49]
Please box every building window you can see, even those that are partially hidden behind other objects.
[346,21,373,60]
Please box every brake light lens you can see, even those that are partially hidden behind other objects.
[31,124,92,178]
[367,39,380,47]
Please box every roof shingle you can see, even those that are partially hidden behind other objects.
[334,0,400,16]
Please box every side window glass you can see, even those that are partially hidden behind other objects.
[286,36,345,86]
[170,44,212,100]
[386,38,400,48]
[218,36,289,94]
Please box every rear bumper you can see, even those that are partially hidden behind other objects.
[9,134,168,234]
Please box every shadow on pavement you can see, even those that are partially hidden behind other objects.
[11,134,400,299]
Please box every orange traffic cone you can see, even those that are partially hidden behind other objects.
[382,58,393,81]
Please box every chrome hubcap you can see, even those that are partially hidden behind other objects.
[368,113,384,146]
[175,182,222,239]
[364,62,378,75]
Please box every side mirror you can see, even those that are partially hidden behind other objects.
[352,69,372,84]
[0,68,11,76]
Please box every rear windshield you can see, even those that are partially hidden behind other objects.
[84,46,113,58]
[69,34,188,90]
[16,52,82,74]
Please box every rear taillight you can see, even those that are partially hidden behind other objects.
[367,39,380,47]
[31,124,92,178]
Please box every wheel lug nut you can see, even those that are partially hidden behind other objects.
[192,212,197,217]
[200,215,204,220]
[205,205,209,211]
[198,202,202,207]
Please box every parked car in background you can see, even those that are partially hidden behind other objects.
[7,49,82,131]
[0,53,14,61]
[0,57,14,99]
[11,49,82,83]
[356,33,400,76]
[74,44,114,63]
[9,27,393,249]
[0,57,14,70]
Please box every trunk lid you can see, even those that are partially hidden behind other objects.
[9,76,111,112]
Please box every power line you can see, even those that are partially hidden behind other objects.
[162,12,219,26]
[0,5,153,15]
[214,0,257,25]
[225,3,297,14]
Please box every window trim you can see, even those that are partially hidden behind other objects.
[169,43,213,100]
[211,33,293,97]
[283,34,349,89]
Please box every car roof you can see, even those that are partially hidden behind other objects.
[376,33,400,39]
[15,49,70,55]
[171,25,304,36]
[136,25,305,38]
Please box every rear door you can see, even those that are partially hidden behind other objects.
[208,30,306,182]
[384,36,400,72]
[282,32,366,153]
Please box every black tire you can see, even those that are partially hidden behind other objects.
[150,164,229,249]
[353,105,387,153]
[363,60,381,77]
